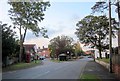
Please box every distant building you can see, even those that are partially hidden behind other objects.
[37,46,50,58]
[85,50,94,55]
[23,44,38,62]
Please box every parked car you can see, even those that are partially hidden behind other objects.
[88,56,92,58]
[39,56,45,60]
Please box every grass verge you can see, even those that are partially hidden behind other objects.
[97,58,109,63]
[80,74,100,81]
[50,59,63,63]
[2,60,42,72]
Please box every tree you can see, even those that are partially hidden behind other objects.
[8,1,50,62]
[2,22,19,66]
[75,15,118,59]
[49,35,74,59]
[73,41,83,57]
[91,1,120,25]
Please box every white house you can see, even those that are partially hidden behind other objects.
[94,49,109,58]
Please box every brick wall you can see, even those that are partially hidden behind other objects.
[112,64,120,79]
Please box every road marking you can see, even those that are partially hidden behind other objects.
[79,62,87,79]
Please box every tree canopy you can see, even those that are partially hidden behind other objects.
[91,1,120,24]
[49,35,74,59]
[8,1,50,39]
[75,15,118,58]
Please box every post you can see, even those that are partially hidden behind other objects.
[109,0,112,73]
[117,0,120,28]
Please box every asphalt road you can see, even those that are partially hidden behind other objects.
[2,56,93,79]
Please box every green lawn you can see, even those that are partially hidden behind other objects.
[97,58,109,63]
[3,60,42,72]
[80,74,100,81]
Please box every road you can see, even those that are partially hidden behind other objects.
[2,56,93,79]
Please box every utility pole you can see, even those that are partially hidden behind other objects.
[109,0,112,73]
[117,0,120,28]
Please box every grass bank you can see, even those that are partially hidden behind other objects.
[97,58,109,63]
[50,59,60,63]
[80,74,100,81]
[3,60,42,72]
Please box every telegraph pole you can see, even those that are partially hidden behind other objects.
[109,0,112,73]
[117,0,120,28]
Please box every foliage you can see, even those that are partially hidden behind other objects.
[75,15,118,58]
[73,41,83,56]
[91,2,108,14]
[49,35,74,58]
[8,1,50,38]
[2,22,19,66]
[91,1,120,25]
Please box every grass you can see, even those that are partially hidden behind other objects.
[51,59,60,62]
[2,60,42,72]
[80,74,100,81]
[97,58,109,63]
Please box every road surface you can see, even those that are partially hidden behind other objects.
[2,56,93,79]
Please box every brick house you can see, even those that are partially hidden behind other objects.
[23,44,37,54]
[37,46,50,58]
[23,44,37,61]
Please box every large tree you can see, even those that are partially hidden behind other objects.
[49,35,74,59]
[2,22,19,66]
[75,15,118,58]
[91,1,120,25]
[8,1,50,62]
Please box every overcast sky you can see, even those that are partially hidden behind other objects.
[0,0,118,51]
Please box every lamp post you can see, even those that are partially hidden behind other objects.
[109,0,113,73]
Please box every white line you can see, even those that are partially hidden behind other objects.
[79,62,87,79]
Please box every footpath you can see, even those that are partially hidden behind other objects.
[81,60,120,81]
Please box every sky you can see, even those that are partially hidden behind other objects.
[0,0,119,51]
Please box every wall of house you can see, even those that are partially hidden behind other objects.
[40,48,50,58]
[112,55,120,80]
[94,49,108,58]
[112,29,120,80]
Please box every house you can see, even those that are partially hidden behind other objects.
[94,49,109,58]
[23,44,37,54]
[23,44,37,62]
[37,46,50,58]
[112,29,120,80]
[85,50,94,55]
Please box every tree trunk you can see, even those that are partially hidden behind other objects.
[19,35,23,62]
[19,25,27,62]
[98,47,102,59]
[98,35,102,59]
